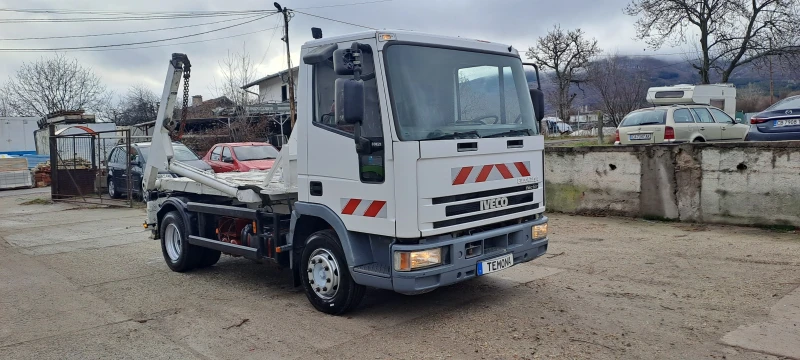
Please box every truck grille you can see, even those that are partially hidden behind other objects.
[445,193,534,217]
[432,184,538,205]
[433,203,539,229]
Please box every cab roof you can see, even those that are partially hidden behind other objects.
[301,29,520,56]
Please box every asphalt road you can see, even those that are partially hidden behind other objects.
[1,189,799,359]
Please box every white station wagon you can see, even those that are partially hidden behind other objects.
[615,105,750,145]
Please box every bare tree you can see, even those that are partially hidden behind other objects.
[736,83,772,112]
[211,43,258,106]
[2,53,110,117]
[625,0,800,84]
[115,84,159,126]
[526,25,600,122]
[587,54,650,127]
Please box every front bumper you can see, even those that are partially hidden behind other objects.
[390,217,549,294]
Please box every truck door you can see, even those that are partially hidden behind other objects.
[304,38,395,237]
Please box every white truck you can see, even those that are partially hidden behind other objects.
[143,30,549,315]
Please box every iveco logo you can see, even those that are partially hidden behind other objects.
[787,110,793,115]
[480,196,509,211]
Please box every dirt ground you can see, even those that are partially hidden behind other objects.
[1,188,799,360]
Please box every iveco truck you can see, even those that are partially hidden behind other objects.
[142,29,549,315]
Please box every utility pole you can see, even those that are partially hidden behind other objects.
[274,2,297,129]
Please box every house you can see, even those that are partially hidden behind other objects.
[242,67,299,103]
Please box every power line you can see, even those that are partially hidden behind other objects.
[68,26,282,52]
[0,9,266,15]
[0,14,264,41]
[0,10,275,23]
[256,16,284,69]
[293,10,377,30]
[0,14,274,51]
[296,0,392,9]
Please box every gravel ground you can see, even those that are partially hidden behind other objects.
[1,189,799,359]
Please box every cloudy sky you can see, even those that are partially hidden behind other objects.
[0,0,690,102]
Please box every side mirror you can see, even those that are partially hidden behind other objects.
[335,78,364,125]
[333,49,355,75]
[530,88,545,122]
[222,156,233,163]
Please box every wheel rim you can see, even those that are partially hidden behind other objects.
[306,248,341,300]
[164,223,182,262]
[108,180,115,197]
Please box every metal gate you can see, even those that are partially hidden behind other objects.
[49,126,133,207]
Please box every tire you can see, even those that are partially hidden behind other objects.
[160,211,202,272]
[196,248,221,268]
[300,229,365,315]
[692,138,705,143]
[108,178,120,199]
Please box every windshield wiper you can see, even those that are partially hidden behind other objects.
[484,129,531,138]
[424,130,481,140]
[637,121,662,125]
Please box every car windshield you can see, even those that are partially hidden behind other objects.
[138,144,199,162]
[233,145,279,161]
[384,45,538,140]
[766,96,800,111]
[620,109,667,127]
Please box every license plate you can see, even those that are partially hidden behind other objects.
[629,133,652,140]
[775,119,800,127]
[477,253,514,276]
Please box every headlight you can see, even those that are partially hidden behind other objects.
[532,223,548,239]
[394,248,443,271]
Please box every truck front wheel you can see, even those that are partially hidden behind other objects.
[160,211,201,272]
[300,230,365,315]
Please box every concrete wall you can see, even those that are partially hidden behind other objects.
[545,142,800,227]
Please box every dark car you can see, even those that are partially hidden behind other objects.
[106,142,213,199]
[747,95,800,141]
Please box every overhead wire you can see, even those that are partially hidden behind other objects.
[296,0,392,10]
[67,26,282,52]
[0,10,276,23]
[0,13,276,51]
[0,14,265,41]
[256,16,284,69]
[292,10,377,30]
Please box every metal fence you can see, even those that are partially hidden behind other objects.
[49,127,133,207]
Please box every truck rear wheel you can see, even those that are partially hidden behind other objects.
[300,229,365,315]
[160,211,202,272]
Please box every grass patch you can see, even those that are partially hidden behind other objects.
[19,198,53,205]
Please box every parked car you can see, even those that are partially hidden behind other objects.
[106,142,212,199]
[202,142,279,173]
[615,105,749,145]
[747,95,800,141]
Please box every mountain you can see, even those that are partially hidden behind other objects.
[528,57,800,117]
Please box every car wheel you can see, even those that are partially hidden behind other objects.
[160,211,202,272]
[300,229,365,315]
[692,138,705,143]
[108,178,120,199]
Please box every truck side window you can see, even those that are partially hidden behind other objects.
[313,50,382,137]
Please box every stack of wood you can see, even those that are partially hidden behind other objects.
[57,157,92,169]
[33,161,51,187]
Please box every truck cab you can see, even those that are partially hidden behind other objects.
[294,31,548,294]
[144,30,548,315]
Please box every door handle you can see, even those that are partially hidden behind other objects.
[699,127,705,130]
[310,181,323,196]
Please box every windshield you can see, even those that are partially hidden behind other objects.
[385,45,538,140]
[233,145,279,161]
[138,144,200,162]
[620,109,667,127]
